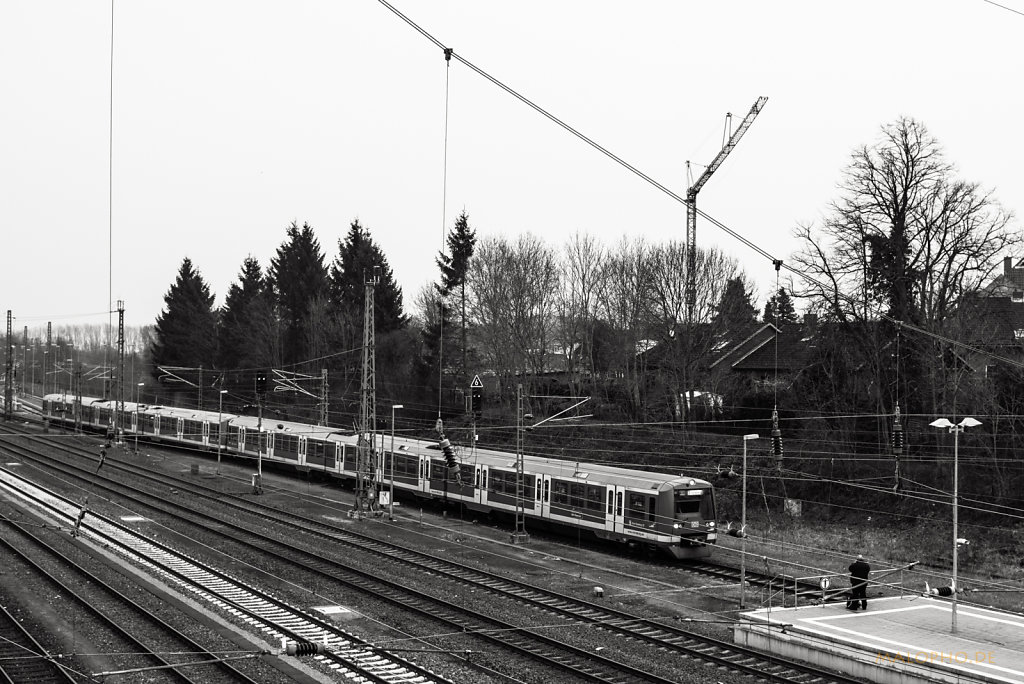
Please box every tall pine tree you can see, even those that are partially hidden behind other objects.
[330,219,407,334]
[150,257,218,373]
[218,256,278,370]
[713,277,759,338]
[435,211,476,382]
[269,221,330,365]
[763,287,798,324]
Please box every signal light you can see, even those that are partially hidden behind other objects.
[286,641,324,656]
[255,370,269,394]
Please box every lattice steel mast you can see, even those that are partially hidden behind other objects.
[355,269,380,517]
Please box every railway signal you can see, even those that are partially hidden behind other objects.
[255,370,269,395]
[470,374,483,418]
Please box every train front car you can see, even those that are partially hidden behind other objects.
[656,477,717,559]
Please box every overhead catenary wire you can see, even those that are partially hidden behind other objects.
[373,0,1024,377]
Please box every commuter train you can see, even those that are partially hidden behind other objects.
[40,393,717,559]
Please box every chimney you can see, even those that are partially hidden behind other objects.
[1006,256,1013,276]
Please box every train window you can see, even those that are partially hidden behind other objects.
[277,434,298,455]
[675,498,701,514]
[475,468,480,488]
[701,490,715,519]
[616,491,623,516]
[675,489,715,517]
[552,480,569,505]
[482,469,487,491]
[536,477,542,501]
[569,482,584,508]
[648,497,656,520]
[626,493,647,520]
[607,489,613,515]
[543,478,549,503]
[586,485,603,511]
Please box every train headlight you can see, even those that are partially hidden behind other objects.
[706,521,715,528]
[673,523,681,529]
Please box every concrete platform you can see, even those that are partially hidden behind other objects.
[734,596,1024,684]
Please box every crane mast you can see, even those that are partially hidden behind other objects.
[685,96,768,320]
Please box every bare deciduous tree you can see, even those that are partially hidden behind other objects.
[555,232,606,395]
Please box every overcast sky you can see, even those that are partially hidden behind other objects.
[2,1,1021,329]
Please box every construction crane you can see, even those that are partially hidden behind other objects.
[685,96,768,321]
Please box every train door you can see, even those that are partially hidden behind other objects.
[419,456,430,493]
[612,487,624,534]
[298,436,307,466]
[540,474,551,517]
[605,485,616,532]
[202,421,210,447]
[476,465,489,506]
[176,417,184,441]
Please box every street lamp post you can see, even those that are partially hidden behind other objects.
[929,416,981,634]
[217,389,228,473]
[390,404,403,520]
[135,382,144,453]
[740,433,759,610]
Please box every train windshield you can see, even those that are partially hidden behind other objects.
[674,489,714,519]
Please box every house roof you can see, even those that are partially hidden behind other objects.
[710,321,816,372]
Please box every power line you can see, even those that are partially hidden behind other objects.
[979,0,1024,18]
[373,0,1024,375]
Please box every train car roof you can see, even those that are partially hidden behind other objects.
[227,415,352,440]
[42,394,107,406]
[142,405,238,421]
[392,434,710,491]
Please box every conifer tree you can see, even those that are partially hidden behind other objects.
[435,211,476,381]
[330,219,407,334]
[714,277,759,336]
[218,256,277,370]
[269,221,330,365]
[150,257,218,371]
[763,287,798,324]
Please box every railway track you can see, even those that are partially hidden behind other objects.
[1,446,672,683]
[0,601,79,684]
[3,429,868,684]
[0,517,266,684]
[0,467,449,684]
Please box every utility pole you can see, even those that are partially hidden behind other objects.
[4,311,12,421]
[354,268,380,518]
[511,383,530,544]
[21,326,27,398]
[74,362,82,433]
[116,301,125,444]
[45,322,52,398]
[319,368,328,426]
[198,366,203,410]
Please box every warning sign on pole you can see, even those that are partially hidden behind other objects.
[470,375,483,417]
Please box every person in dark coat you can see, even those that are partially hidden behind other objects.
[847,554,871,610]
